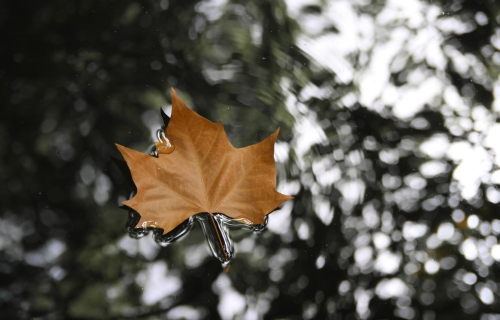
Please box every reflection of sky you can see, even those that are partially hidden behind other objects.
[279,0,500,318]
[136,261,181,305]
[286,0,500,203]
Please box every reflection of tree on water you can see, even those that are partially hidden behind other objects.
[2,0,500,318]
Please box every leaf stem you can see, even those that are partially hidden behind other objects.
[209,213,228,262]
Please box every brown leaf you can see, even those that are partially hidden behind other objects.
[116,88,292,235]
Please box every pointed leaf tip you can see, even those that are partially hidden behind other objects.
[115,143,125,152]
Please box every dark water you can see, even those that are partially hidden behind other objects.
[2,0,500,319]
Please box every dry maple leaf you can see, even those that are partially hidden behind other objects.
[115,89,292,248]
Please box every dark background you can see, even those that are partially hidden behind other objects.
[2,0,500,319]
